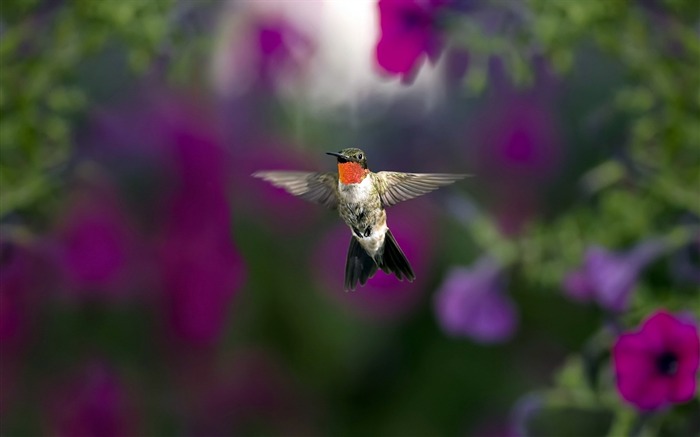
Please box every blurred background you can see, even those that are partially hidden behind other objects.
[1,0,699,436]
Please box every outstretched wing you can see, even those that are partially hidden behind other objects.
[252,171,338,209]
[373,172,467,208]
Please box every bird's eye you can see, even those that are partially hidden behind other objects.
[358,154,363,160]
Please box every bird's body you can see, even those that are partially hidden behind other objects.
[253,148,466,290]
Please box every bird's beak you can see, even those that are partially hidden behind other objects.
[326,151,347,160]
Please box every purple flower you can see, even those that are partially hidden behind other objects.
[88,92,247,346]
[434,257,518,343]
[466,62,562,235]
[375,0,447,83]
[213,13,315,96]
[44,361,139,437]
[613,310,699,411]
[311,203,436,320]
[158,222,246,347]
[49,186,144,301]
[563,240,664,312]
[145,101,246,347]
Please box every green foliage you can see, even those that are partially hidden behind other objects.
[0,0,174,217]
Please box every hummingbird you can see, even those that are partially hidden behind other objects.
[253,148,466,290]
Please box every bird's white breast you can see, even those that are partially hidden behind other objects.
[337,176,374,203]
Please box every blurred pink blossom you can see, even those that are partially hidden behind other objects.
[613,310,699,410]
[375,0,448,83]
[44,361,140,437]
[467,63,563,235]
[48,185,145,301]
[434,257,518,343]
[213,13,315,96]
[89,92,247,347]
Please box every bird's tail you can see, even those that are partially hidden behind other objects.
[344,229,415,291]
[345,236,378,291]
[377,228,415,282]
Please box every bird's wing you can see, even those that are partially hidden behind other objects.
[252,171,338,209]
[373,172,467,208]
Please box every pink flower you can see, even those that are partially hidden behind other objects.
[612,311,700,411]
[468,94,562,235]
[89,93,247,346]
[49,186,144,300]
[45,361,140,437]
[433,257,518,343]
[213,13,315,96]
[375,0,447,83]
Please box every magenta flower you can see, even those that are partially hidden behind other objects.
[468,93,562,235]
[563,240,664,312]
[89,93,247,346]
[158,222,246,347]
[49,186,144,300]
[433,257,518,343]
[213,13,315,96]
[149,103,246,347]
[375,0,448,83]
[45,361,139,437]
[612,311,699,411]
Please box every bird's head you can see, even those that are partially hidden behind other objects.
[326,148,369,184]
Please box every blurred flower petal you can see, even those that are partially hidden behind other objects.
[434,257,518,343]
[563,240,664,312]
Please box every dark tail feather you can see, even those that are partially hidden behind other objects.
[377,228,415,282]
[345,236,378,291]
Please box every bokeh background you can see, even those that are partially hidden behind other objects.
[1,0,699,436]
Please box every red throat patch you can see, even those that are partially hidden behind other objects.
[338,162,368,185]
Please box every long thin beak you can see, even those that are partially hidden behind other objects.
[326,151,346,159]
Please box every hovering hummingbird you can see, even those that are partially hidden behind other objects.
[253,148,466,290]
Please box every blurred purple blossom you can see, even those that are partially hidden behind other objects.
[467,62,562,235]
[44,361,139,437]
[47,184,145,301]
[213,12,315,97]
[312,203,436,320]
[613,310,700,411]
[434,257,518,343]
[563,240,665,313]
[375,0,448,83]
[89,92,246,347]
